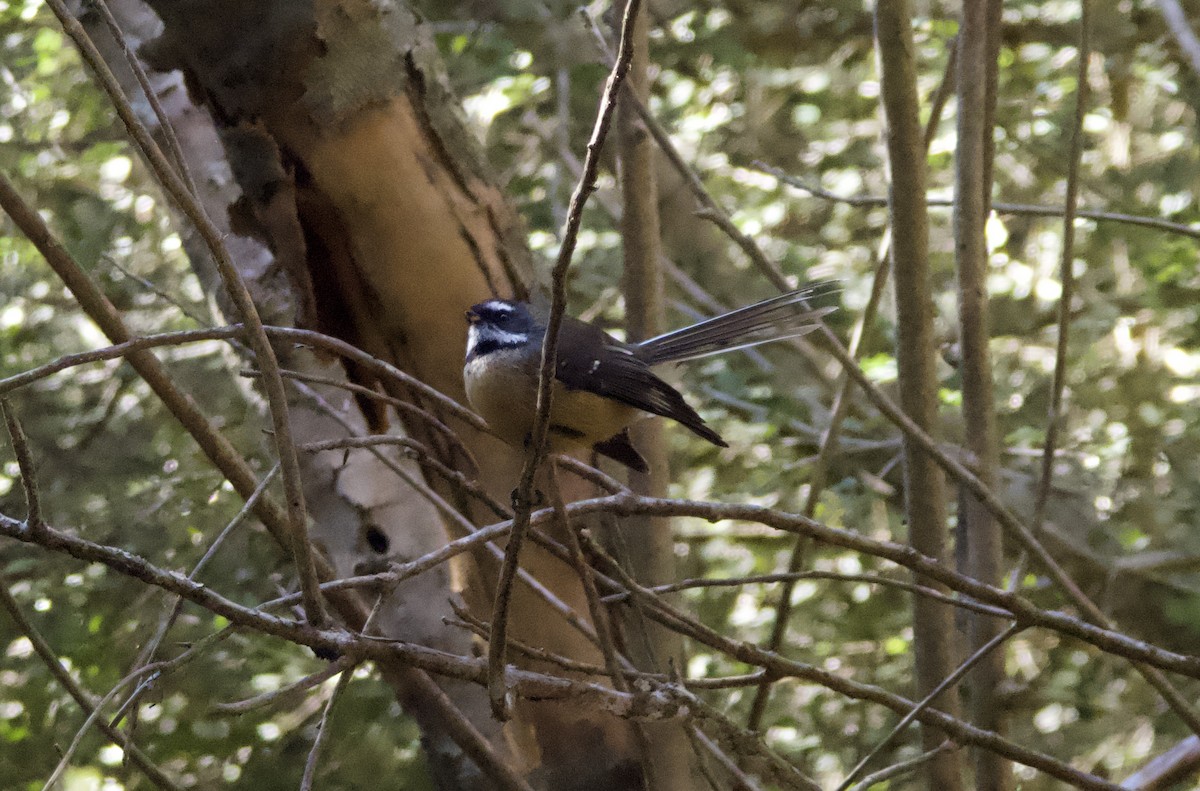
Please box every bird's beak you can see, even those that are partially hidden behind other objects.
[465,308,479,324]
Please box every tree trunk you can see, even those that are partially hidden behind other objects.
[954,2,1012,788]
[91,0,646,786]
[873,3,966,788]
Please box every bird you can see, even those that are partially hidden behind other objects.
[462,286,836,473]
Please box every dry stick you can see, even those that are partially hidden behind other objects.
[746,36,960,732]
[874,6,963,787]
[605,0,1200,739]
[0,513,633,709]
[486,0,642,720]
[0,182,525,791]
[42,0,325,626]
[846,741,957,791]
[267,327,489,433]
[687,725,737,791]
[215,654,358,716]
[129,465,281,672]
[756,170,1200,241]
[566,494,1200,676]
[88,0,196,196]
[1028,0,1092,587]
[549,465,631,691]
[1119,734,1200,790]
[1158,0,1200,78]
[246,366,477,468]
[575,525,1121,791]
[0,327,245,395]
[446,607,626,680]
[689,728,767,791]
[608,570,1011,619]
[43,655,196,791]
[837,623,1024,791]
[246,482,1200,687]
[0,512,1142,789]
[675,687,822,791]
[299,662,357,791]
[0,578,183,791]
[293,398,613,657]
[1,400,43,533]
[954,4,1010,788]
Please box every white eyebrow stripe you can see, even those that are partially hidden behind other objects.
[483,301,515,313]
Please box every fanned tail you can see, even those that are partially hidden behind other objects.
[634,284,837,366]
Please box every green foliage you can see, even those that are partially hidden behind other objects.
[5,0,1200,788]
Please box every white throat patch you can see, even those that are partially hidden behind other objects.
[466,324,529,358]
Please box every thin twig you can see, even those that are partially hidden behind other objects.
[1029,0,1092,561]
[689,728,767,791]
[846,741,958,791]
[757,164,1200,241]
[0,513,1141,789]
[549,465,630,691]
[243,366,477,468]
[837,623,1022,790]
[1,399,43,532]
[87,0,197,196]
[299,661,357,791]
[487,0,642,720]
[603,570,1011,619]
[132,464,281,674]
[1158,0,1200,79]
[746,36,959,731]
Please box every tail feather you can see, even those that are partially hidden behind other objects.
[634,286,836,366]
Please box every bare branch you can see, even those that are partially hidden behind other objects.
[755,164,1200,241]
[1,399,43,533]
[299,662,357,791]
[846,742,959,791]
[1158,0,1200,79]
[489,0,643,720]
[0,512,1136,789]
[838,624,1022,790]
[88,0,196,196]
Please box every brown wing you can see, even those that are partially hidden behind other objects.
[553,318,727,447]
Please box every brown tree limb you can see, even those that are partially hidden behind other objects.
[0,511,1145,789]
[1,400,44,534]
[746,33,959,732]
[874,3,964,785]
[954,2,1010,786]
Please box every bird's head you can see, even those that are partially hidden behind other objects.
[464,299,540,361]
